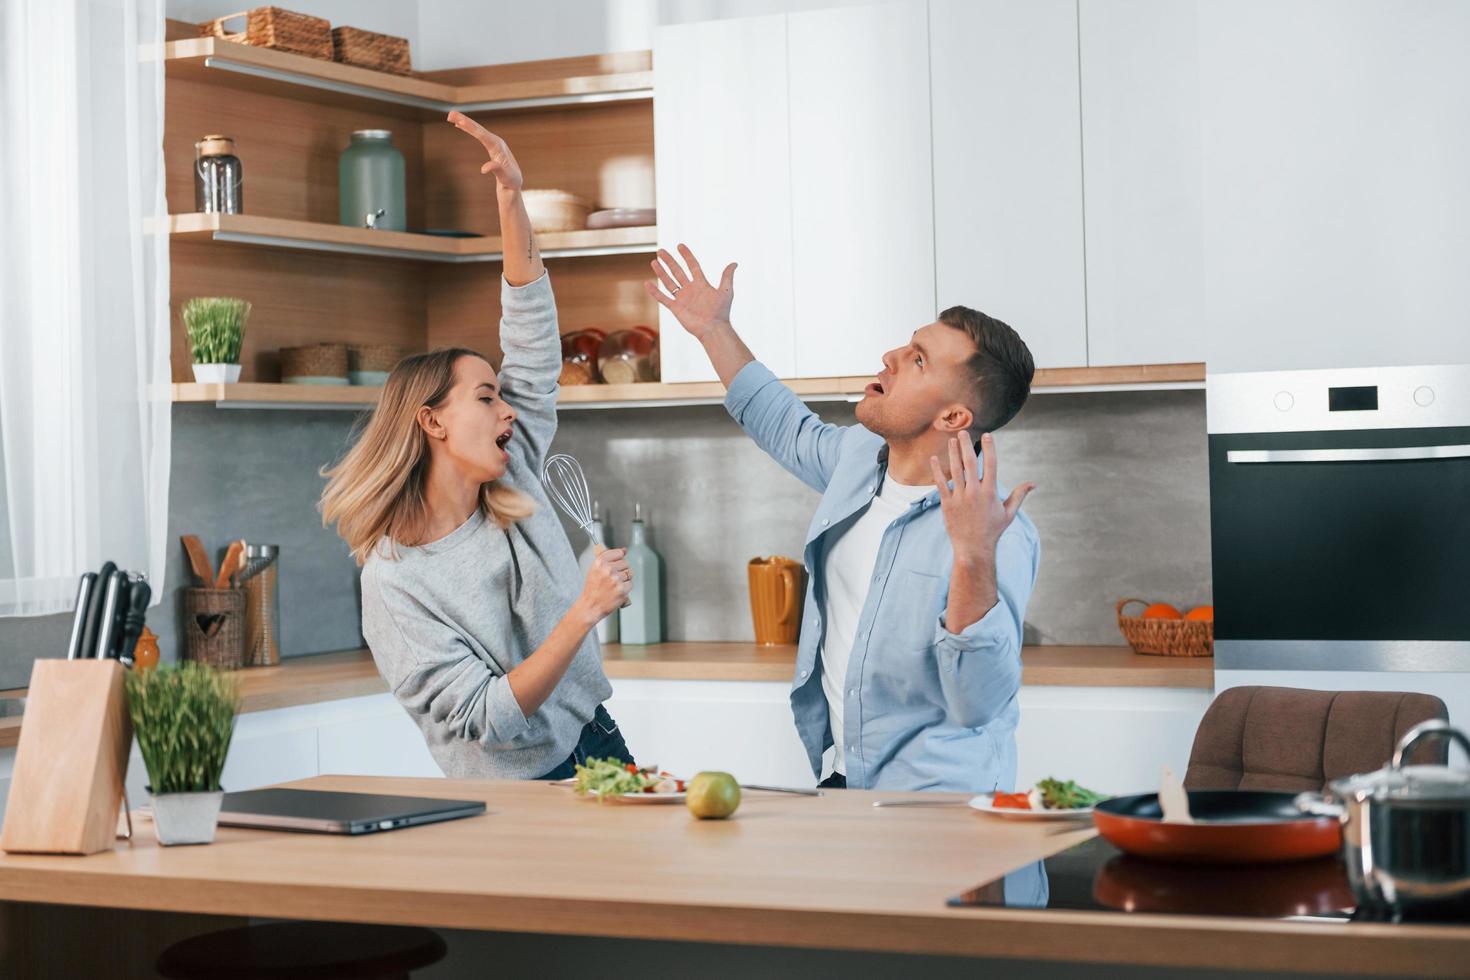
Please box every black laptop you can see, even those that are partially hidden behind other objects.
[216,788,486,835]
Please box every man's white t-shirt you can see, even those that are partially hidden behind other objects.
[821,473,934,776]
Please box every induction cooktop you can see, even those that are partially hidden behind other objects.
[947,836,1463,924]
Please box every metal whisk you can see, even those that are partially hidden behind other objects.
[541,453,601,552]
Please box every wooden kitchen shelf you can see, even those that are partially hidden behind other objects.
[164,35,652,116]
[168,213,657,263]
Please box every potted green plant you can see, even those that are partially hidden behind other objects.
[126,662,240,846]
[182,296,250,384]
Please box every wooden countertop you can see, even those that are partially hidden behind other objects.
[0,774,1459,974]
[0,644,1210,750]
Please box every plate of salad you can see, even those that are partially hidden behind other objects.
[969,778,1109,820]
[570,757,687,803]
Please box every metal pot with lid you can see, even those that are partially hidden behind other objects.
[1297,720,1470,918]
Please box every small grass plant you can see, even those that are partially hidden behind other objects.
[182,296,249,365]
[126,662,240,794]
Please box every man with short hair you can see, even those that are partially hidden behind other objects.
[646,245,1039,793]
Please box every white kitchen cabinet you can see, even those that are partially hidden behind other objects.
[787,1,935,379]
[1079,0,1205,367]
[608,678,814,786]
[1199,0,1470,374]
[653,15,796,382]
[1015,686,1212,795]
[931,0,1088,370]
[316,696,442,777]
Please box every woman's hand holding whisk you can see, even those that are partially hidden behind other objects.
[575,548,632,627]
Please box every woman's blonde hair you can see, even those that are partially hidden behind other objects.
[320,347,535,565]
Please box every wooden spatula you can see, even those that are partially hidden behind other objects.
[181,535,214,587]
[1159,766,1195,824]
[216,539,245,590]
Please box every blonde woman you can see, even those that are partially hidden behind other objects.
[321,114,635,780]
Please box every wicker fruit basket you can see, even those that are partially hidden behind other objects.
[199,7,333,60]
[331,26,413,75]
[280,343,349,383]
[1116,598,1214,658]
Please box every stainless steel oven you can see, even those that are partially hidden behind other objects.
[1207,365,1470,672]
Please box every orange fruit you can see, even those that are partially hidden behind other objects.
[1185,605,1214,623]
[1141,603,1183,620]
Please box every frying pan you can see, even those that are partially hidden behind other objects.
[1093,791,1341,864]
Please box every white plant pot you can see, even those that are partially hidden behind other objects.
[191,363,241,384]
[150,788,224,846]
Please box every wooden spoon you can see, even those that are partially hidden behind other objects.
[216,539,245,590]
[181,535,214,587]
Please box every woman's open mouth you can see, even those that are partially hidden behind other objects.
[495,429,513,453]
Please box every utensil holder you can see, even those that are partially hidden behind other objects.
[183,588,245,669]
[0,659,132,855]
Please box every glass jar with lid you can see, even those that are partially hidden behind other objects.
[339,130,406,231]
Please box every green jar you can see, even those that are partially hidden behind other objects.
[338,130,406,231]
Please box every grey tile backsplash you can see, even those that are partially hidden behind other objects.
[0,389,1210,688]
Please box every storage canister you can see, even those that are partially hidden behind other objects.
[339,130,406,231]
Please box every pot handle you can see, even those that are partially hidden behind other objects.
[1392,719,1470,770]
[1293,791,1345,819]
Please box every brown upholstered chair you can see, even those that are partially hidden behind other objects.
[1184,686,1449,793]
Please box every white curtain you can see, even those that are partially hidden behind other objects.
[0,0,170,616]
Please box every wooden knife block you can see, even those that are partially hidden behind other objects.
[1,659,132,855]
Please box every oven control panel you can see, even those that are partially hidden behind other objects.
[1208,364,1470,434]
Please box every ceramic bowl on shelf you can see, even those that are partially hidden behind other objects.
[597,327,658,385]
[522,189,593,232]
[586,207,656,230]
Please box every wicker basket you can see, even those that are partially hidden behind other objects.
[331,26,413,75]
[348,344,407,373]
[199,7,333,61]
[182,588,245,670]
[1116,598,1214,658]
[522,190,593,233]
[280,343,349,382]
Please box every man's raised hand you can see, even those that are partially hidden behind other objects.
[644,244,737,341]
[928,434,1036,564]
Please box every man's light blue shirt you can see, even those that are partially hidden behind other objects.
[726,362,1040,793]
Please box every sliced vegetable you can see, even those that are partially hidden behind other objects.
[1036,777,1109,810]
[574,757,683,800]
[991,791,1032,810]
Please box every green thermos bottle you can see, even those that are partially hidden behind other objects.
[339,130,405,231]
[619,502,663,645]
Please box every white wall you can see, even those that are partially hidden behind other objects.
[415,0,871,70]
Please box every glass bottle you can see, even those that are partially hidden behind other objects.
[619,502,663,645]
[577,502,619,644]
[338,130,406,231]
[194,135,243,214]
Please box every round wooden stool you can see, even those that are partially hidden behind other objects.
[156,921,447,979]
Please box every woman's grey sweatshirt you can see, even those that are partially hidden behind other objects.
[359,272,612,779]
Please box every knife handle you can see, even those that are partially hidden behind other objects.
[79,561,117,659]
[92,571,126,661]
[66,573,98,660]
[117,579,152,666]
